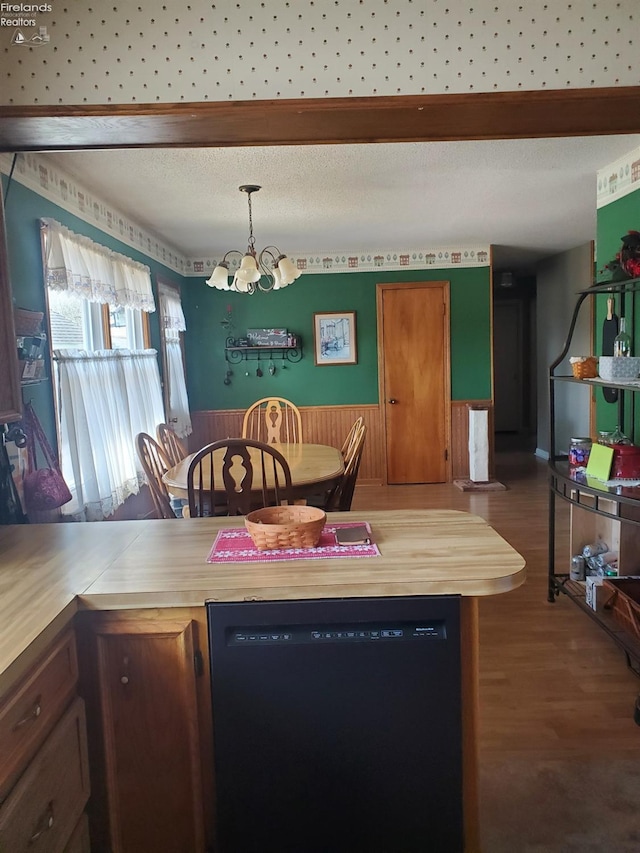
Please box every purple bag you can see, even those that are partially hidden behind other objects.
[22,401,72,512]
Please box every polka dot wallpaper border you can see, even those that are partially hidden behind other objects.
[0,1,637,106]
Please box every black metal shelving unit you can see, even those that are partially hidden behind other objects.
[548,276,640,692]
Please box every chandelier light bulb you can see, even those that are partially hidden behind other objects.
[236,253,261,283]
[277,254,301,286]
[231,274,251,293]
[206,263,231,289]
[271,265,284,290]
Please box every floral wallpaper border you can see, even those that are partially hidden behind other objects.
[0,151,189,274]
[1,152,490,275]
[597,144,640,209]
[189,248,490,277]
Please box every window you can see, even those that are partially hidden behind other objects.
[48,282,149,351]
[42,218,164,520]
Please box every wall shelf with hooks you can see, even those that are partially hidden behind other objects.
[224,337,302,364]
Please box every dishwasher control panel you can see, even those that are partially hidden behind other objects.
[227,620,447,646]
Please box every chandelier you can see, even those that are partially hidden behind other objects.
[205,185,302,294]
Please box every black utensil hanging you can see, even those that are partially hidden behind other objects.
[602,295,619,404]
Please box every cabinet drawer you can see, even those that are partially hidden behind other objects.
[63,813,91,853]
[0,696,90,853]
[0,629,78,802]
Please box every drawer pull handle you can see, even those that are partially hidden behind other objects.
[13,696,42,729]
[30,801,54,843]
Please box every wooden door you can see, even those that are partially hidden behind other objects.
[377,282,450,484]
[88,618,205,853]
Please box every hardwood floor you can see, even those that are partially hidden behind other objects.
[352,451,640,851]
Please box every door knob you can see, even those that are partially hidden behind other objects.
[388,398,397,404]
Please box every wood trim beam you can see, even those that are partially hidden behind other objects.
[1,88,639,151]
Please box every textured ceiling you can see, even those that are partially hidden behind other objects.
[44,134,640,271]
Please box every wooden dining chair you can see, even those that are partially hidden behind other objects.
[326,422,367,512]
[135,432,177,519]
[186,438,295,517]
[242,397,303,445]
[156,422,188,467]
[341,416,365,460]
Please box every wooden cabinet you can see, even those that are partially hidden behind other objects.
[0,697,90,852]
[0,629,79,802]
[0,182,22,424]
[80,612,208,853]
[63,814,91,853]
[0,627,89,853]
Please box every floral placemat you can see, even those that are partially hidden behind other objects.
[206,521,380,563]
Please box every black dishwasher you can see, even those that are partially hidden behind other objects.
[206,595,463,853]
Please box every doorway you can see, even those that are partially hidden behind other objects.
[377,282,450,484]
[493,273,537,453]
[493,300,524,433]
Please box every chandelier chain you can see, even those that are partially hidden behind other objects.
[247,191,256,253]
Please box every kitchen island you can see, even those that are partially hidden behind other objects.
[0,509,525,852]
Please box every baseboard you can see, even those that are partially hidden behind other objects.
[535,447,549,460]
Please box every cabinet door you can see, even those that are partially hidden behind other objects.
[0,183,22,423]
[90,617,205,853]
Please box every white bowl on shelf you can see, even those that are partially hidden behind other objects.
[598,356,640,381]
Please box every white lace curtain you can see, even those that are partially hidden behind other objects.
[42,218,156,312]
[159,283,186,331]
[55,349,166,520]
[158,283,192,439]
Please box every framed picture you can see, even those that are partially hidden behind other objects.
[313,311,357,366]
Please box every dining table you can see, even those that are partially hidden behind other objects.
[162,442,345,503]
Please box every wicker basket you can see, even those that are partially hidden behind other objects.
[245,505,327,551]
[570,356,598,379]
[602,577,640,642]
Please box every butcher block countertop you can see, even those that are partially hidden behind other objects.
[0,509,525,692]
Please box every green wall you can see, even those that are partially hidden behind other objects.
[4,175,493,431]
[182,266,492,410]
[595,186,640,438]
[2,177,183,443]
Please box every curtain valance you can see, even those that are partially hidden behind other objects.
[42,218,156,313]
